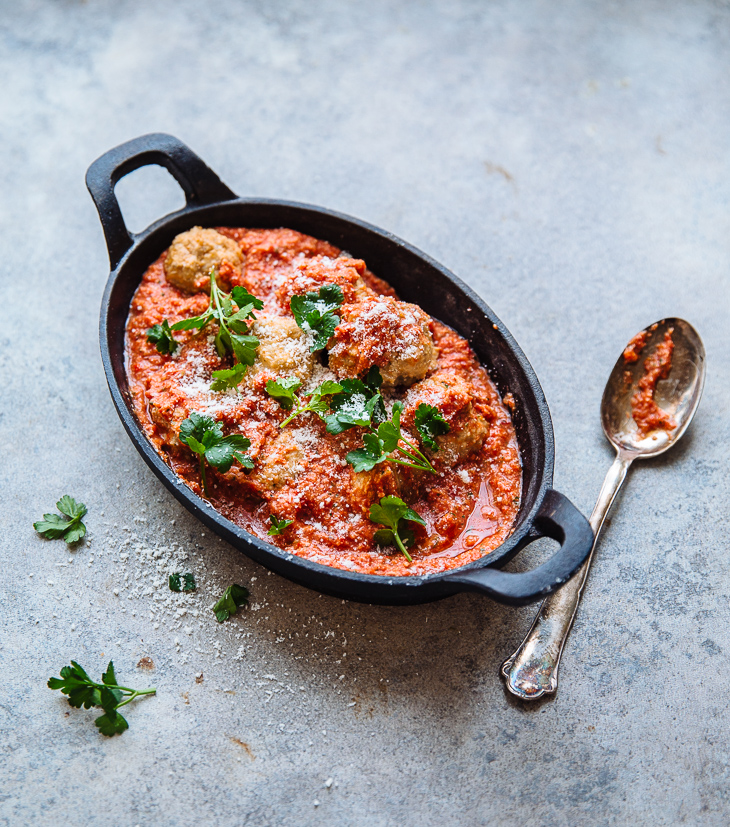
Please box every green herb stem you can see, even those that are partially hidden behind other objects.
[393,532,413,563]
[199,454,208,495]
[114,688,157,709]
[394,441,436,474]
[280,407,303,428]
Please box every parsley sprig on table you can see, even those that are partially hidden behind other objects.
[268,515,294,535]
[290,284,344,351]
[169,572,196,592]
[347,402,437,475]
[266,376,344,428]
[179,412,254,496]
[33,496,88,544]
[213,584,250,622]
[369,496,426,563]
[146,271,263,390]
[48,660,155,736]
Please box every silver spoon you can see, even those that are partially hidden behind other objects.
[501,318,706,700]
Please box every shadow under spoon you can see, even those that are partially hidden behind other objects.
[501,317,706,700]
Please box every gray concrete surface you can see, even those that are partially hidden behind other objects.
[2,1,729,824]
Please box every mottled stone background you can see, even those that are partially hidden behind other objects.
[1,1,729,825]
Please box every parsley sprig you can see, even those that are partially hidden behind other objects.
[146,320,178,355]
[147,271,263,390]
[268,515,294,535]
[48,660,155,736]
[347,402,437,475]
[34,496,87,544]
[213,584,250,622]
[290,284,344,351]
[414,404,451,451]
[179,412,254,496]
[369,496,426,563]
[324,366,386,434]
[266,377,344,428]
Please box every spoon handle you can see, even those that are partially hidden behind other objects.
[501,452,632,699]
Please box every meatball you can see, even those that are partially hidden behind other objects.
[246,315,316,383]
[247,430,305,495]
[276,255,374,311]
[403,371,488,462]
[349,464,401,515]
[327,296,437,387]
[164,227,243,293]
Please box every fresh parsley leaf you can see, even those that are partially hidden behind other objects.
[265,377,302,411]
[171,314,212,332]
[414,403,451,451]
[369,495,426,563]
[48,660,155,736]
[325,369,386,434]
[345,400,437,475]
[376,401,404,453]
[146,320,179,355]
[210,363,248,392]
[290,284,344,351]
[34,496,87,544]
[346,433,388,472]
[306,380,344,413]
[95,709,129,736]
[169,572,196,592]
[227,333,260,366]
[170,271,262,389]
[266,377,343,428]
[179,412,254,495]
[231,285,264,313]
[101,661,119,687]
[268,515,294,536]
[213,584,250,622]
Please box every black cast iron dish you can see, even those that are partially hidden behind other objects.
[88,133,593,607]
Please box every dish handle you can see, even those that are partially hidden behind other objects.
[86,133,237,270]
[442,489,593,606]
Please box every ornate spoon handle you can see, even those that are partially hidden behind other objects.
[501,452,633,699]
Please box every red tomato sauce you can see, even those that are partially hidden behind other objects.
[125,228,522,577]
[629,329,676,435]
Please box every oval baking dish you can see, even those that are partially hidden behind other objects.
[87,133,592,606]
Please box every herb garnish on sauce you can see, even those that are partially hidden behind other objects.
[324,366,386,434]
[266,377,344,428]
[147,272,263,390]
[268,515,294,535]
[146,320,178,355]
[290,284,344,352]
[346,402,437,475]
[179,412,254,496]
[369,496,426,563]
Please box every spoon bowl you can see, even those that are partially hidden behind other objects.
[602,317,706,458]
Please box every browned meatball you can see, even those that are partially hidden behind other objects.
[327,296,437,387]
[245,315,316,384]
[403,371,488,462]
[276,254,374,311]
[164,227,243,293]
[247,430,305,495]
